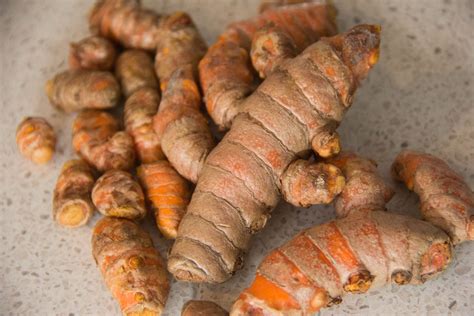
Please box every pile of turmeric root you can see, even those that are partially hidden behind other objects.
[15,0,473,315]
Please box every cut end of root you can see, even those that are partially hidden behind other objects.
[107,206,145,220]
[56,202,90,228]
[32,146,54,164]
[343,270,374,293]
[391,270,413,285]
[420,242,452,282]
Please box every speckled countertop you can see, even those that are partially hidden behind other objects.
[1,0,473,315]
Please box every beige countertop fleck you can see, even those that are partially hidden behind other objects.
[0,0,473,315]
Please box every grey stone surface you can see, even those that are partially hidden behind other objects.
[0,0,473,315]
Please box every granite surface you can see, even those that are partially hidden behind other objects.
[0,0,473,315]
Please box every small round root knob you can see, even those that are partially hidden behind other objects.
[343,270,374,293]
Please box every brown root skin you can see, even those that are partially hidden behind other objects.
[327,151,394,218]
[199,1,338,129]
[116,50,159,98]
[231,153,452,315]
[137,161,192,239]
[92,170,146,219]
[89,0,160,50]
[92,217,169,316]
[46,70,121,112]
[181,301,228,316]
[16,117,56,165]
[169,25,381,284]
[281,160,345,207]
[250,25,297,78]
[53,159,95,228]
[124,87,164,163]
[73,110,135,172]
[312,129,341,158]
[392,150,474,244]
[154,12,207,88]
[69,36,116,71]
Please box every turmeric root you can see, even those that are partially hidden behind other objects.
[89,0,213,182]
[16,117,56,164]
[168,25,381,283]
[92,217,169,315]
[69,36,116,71]
[137,161,191,239]
[124,87,164,163]
[152,12,212,183]
[46,70,121,112]
[199,1,338,129]
[392,150,474,244]
[92,170,146,219]
[89,0,161,50]
[72,110,135,172]
[116,50,159,98]
[53,159,95,227]
[231,152,453,315]
[154,65,214,183]
[281,160,345,207]
[182,301,228,316]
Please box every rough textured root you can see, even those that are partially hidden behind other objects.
[181,300,228,316]
[327,151,394,218]
[231,213,452,315]
[92,217,169,316]
[53,159,95,227]
[169,25,381,283]
[124,87,164,163]
[72,110,135,172]
[116,50,159,98]
[231,153,452,315]
[154,12,207,89]
[16,117,56,164]
[250,25,298,78]
[153,65,215,183]
[92,170,146,219]
[69,35,117,71]
[137,161,191,239]
[89,0,161,50]
[281,160,345,207]
[392,150,474,244]
[45,70,121,112]
[151,11,211,183]
[199,1,338,129]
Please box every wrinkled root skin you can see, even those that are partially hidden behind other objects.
[199,1,338,130]
[73,110,135,172]
[124,87,164,163]
[92,217,169,316]
[46,70,121,112]
[137,161,191,239]
[16,117,56,165]
[281,160,345,207]
[116,50,159,98]
[392,150,474,244]
[69,35,117,71]
[169,25,381,284]
[231,212,451,315]
[231,153,451,315]
[53,159,95,228]
[92,170,146,220]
